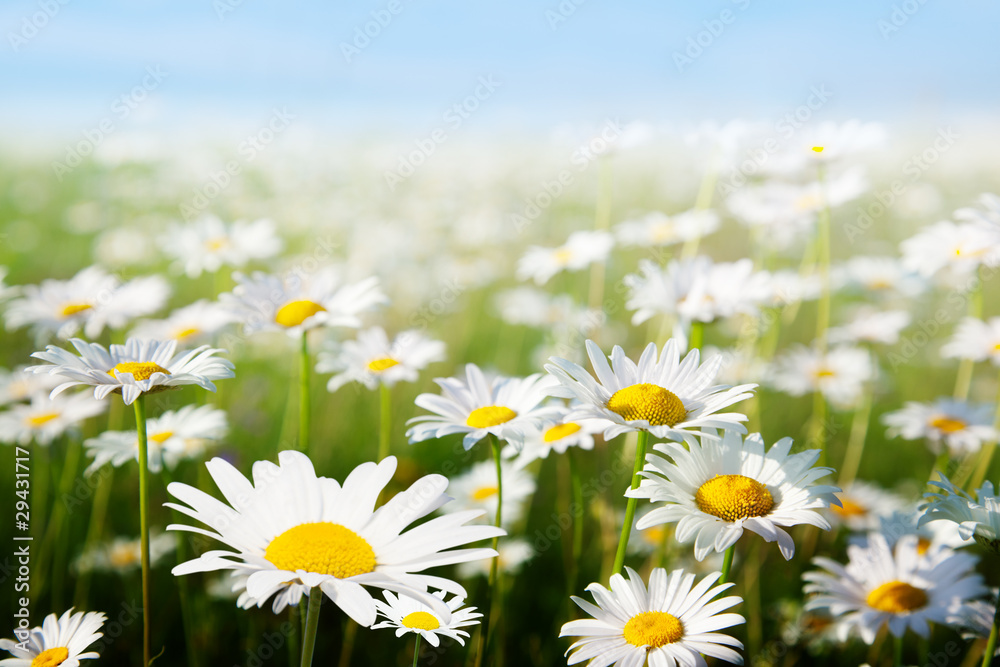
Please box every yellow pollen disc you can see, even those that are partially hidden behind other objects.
[916,537,931,556]
[31,647,69,667]
[472,486,498,501]
[27,412,60,427]
[930,416,966,433]
[60,303,92,317]
[367,357,400,372]
[814,367,835,378]
[622,611,684,648]
[643,526,666,545]
[866,580,928,613]
[274,300,326,327]
[544,422,581,443]
[831,496,866,517]
[108,362,171,381]
[108,544,139,567]
[553,248,574,265]
[264,522,376,579]
[466,405,518,428]
[811,146,824,153]
[205,237,228,251]
[606,383,686,427]
[174,327,200,340]
[695,474,774,522]
[149,431,174,444]
[401,611,440,631]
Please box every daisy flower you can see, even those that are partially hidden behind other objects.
[832,256,925,298]
[372,591,482,647]
[615,209,719,248]
[406,364,560,451]
[0,609,106,667]
[941,316,1000,366]
[457,538,535,578]
[828,308,911,346]
[882,398,999,457]
[803,533,986,643]
[760,270,822,308]
[560,566,745,667]
[627,429,840,561]
[900,220,1000,278]
[0,391,106,446]
[545,339,756,442]
[516,230,614,285]
[505,408,603,469]
[767,345,872,409]
[27,338,235,405]
[161,216,284,278]
[316,327,446,392]
[848,511,970,557]
[129,300,238,345]
[75,532,176,574]
[920,476,1000,553]
[825,481,909,533]
[0,366,62,407]
[222,267,387,338]
[442,459,536,528]
[167,451,504,626]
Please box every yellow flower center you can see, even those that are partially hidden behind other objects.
[622,611,684,648]
[916,537,931,556]
[543,422,581,443]
[553,248,574,265]
[60,303,92,317]
[367,358,400,372]
[108,543,140,567]
[274,300,326,328]
[831,496,866,517]
[695,474,774,522]
[31,647,69,667]
[930,416,966,433]
[205,237,228,251]
[642,525,667,545]
[27,412,60,427]
[466,405,518,429]
[811,146,824,153]
[866,581,928,613]
[606,383,686,427]
[814,367,835,378]
[402,611,440,631]
[472,486,498,501]
[108,362,171,381]
[174,327,200,340]
[149,431,174,444]
[265,522,376,579]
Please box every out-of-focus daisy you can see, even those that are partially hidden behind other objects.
[75,532,176,574]
[168,452,504,626]
[457,538,535,578]
[900,220,1000,278]
[920,476,1000,553]
[768,345,872,408]
[546,339,756,442]
[442,459,536,528]
[0,366,62,406]
[28,338,234,405]
[803,533,985,643]
[560,566,745,667]
[628,429,840,561]
[825,481,909,532]
[0,392,106,445]
[406,364,560,451]
[372,591,481,647]
[161,216,284,278]
[883,398,999,457]
[84,404,228,474]
[316,327,445,392]
[941,316,1000,366]
[130,300,238,345]
[505,409,603,469]
[760,270,822,307]
[832,256,925,298]
[516,230,614,285]
[4,266,170,340]
[493,288,600,331]
[828,308,911,346]
[615,209,719,247]
[950,591,1000,655]
[954,192,1000,228]
[848,511,970,556]
[0,608,106,667]
[222,267,386,338]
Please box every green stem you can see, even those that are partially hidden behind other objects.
[412,634,422,667]
[287,606,300,667]
[163,468,199,667]
[300,587,323,667]
[838,372,874,487]
[299,333,311,454]
[955,269,984,401]
[475,436,505,667]
[968,369,1000,492]
[688,321,704,352]
[719,544,736,584]
[612,430,649,575]
[893,634,903,667]
[134,395,152,667]
[811,390,828,467]
[336,620,356,667]
[568,449,584,597]
[982,594,1000,667]
[41,437,80,609]
[378,384,392,461]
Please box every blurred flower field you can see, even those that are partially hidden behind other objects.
[2,119,1000,667]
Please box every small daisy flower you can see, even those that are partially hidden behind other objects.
[848,511,970,557]
[516,230,614,285]
[941,316,1000,366]
[832,256,926,298]
[803,533,986,643]
[493,288,600,331]
[0,608,106,667]
[828,308,911,346]
[161,216,284,278]
[760,270,822,307]
[442,459,536,528]
[767,345,872,408]
[505,409,603,469]
[0,366,62,407]
[883,398,999,457]
[406,364,560,451]
[75,532,176,574]
[316,327,446,392]
[545,339,756,442]
[560,566,745,667]
[168,451,504,626]
[825,481,910,532]
[457,538,535,578]
[27,338,235,405]
[900,220,1000,278]
[0,392,106,446]
[372,591,482,647]
[615,209,720,248]
[129,300,238,345]
[627,429,840,561]
[920,476,1000,553]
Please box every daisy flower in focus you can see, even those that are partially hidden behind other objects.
[615,209,719,248]
[0,392,106,445]
[316,327,445,392]
[900,220,1000,278]
[825,481,909,532]
[168,451,503,626]
[161,216,284,278]
[372,591,481,647]
[457,538,535,578]
[222,267,386,338]
[0,608,106,667]
[546,339,756,442]
[803,533,985,643]
[75,532,176,574]
[627,429,840,561]
[883,398,999,457]
[941,316,1000,366]
[828,308,911,346]
[768,345,872,408]
[516,230,614,285]
[0,366,62,407]
[560,566,745,667]
[442,459,536,528]
[28,338,234,405]
[130,300,238,345]
[406,364,560,450]
[920,476,1000,553]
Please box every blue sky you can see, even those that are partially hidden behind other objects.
[3,0,998,135]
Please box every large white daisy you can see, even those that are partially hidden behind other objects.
[920,475,1000,552]
[372,591,482,647]
[545,340,756,442]
[316,327,446,392]
[627,429,840,561]
[0,609,106,667]
[166,451,503,626]
[560,566,745,667]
